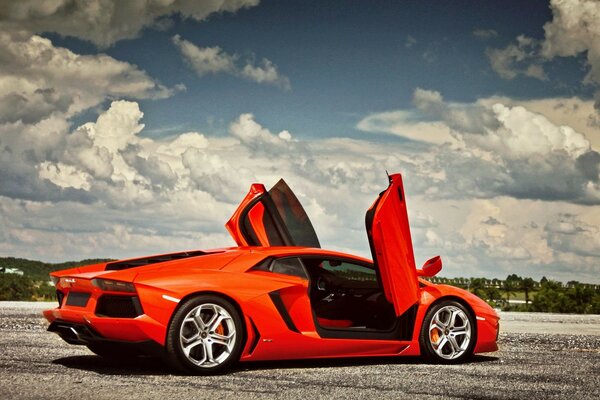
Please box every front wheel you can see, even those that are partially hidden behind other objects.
[165,295,244,374]
[419,300,476,363]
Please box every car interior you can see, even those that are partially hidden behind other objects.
[263,256,397,332]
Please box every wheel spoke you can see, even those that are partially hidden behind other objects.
[209,314,229,332]
[448,335,461,353]
[184,316,200,330]
[434,313,447,329]
[204,341,215,363]
[452,326,469,336]
[430,320,445,332]
[194,305,208,330]
[182,338,203,357]
[435,336,448,353]
[181,332,199,344]
[449,309,460,329]
[210,332,234,347]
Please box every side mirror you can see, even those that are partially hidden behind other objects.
[416,256,442,277]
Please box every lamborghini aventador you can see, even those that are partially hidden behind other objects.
[44,173,499,374]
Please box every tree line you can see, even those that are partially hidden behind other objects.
[428,274,600,314]
[1,256,599,314]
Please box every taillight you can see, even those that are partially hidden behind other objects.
[91,279,136,293]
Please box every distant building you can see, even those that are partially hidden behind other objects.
[0,267,24,276]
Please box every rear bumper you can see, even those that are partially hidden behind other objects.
[47,319,164,357]
[44,306,168,346]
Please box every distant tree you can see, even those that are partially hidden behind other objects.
[484,286,501,303]
[0,274,35,300]
[502,275,520,305]
[469,278,487,300]
[520,277,536,307]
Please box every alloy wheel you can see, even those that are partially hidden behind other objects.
[179,303,237,368]
[428,304,472,360]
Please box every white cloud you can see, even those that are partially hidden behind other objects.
[229,112,294,152]
[1,100,599,282]
[488,0,600,112]
[172,35,291,89]
[541,0,600,88]
[37,161,91,191]
[241,58,291,90]
[486,35,547,80]
[0,0,260,47]
[357,88,600,204]
[0,31,179,124]
[172,35,236,76]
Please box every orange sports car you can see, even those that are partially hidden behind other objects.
[44,173,499,374]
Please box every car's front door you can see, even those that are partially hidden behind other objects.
[365,173,419,317]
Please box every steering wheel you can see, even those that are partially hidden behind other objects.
[316,275,328,291]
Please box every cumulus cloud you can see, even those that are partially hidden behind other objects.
[229,112,294,152]
[1,98,599,282]
[486,35,547,80]
[172,35,291,89]
[172,35,236,76]
[0,31,179,124]
[241,58,291,90]
[412,88,500,134]
[488,0,600,113]
[357,88,600,204]
[545,214,600,258]
[0,0,260,47]
[541,0,600,88]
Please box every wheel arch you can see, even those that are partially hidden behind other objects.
[166,290,248,349]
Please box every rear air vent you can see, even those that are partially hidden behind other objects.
[96,295,143,318]
[105,251,206,271]
[65,292,90,307]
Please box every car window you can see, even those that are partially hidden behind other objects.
[268,180,321,248]
[321,260,378,283]
[268,257,308,279]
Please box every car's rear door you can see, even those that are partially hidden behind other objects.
[226,179,321,248]
[365,173,419,316]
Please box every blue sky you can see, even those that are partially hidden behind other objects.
[52,0,585,139]
[0,0,599,283]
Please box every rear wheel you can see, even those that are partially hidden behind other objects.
[419,300,476,363]
[165,295,244,374]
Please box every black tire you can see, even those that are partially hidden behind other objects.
[165,295,244,375]
[419,300,476,364]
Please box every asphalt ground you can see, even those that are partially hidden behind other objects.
[0,302,598,400]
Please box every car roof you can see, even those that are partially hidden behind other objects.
[220,246,374,265]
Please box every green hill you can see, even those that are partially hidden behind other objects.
[0,257,114,281]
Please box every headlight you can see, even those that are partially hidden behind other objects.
[50,275,59,286]
[91,278,136,293]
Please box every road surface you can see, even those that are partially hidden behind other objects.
[1,302,598,399]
